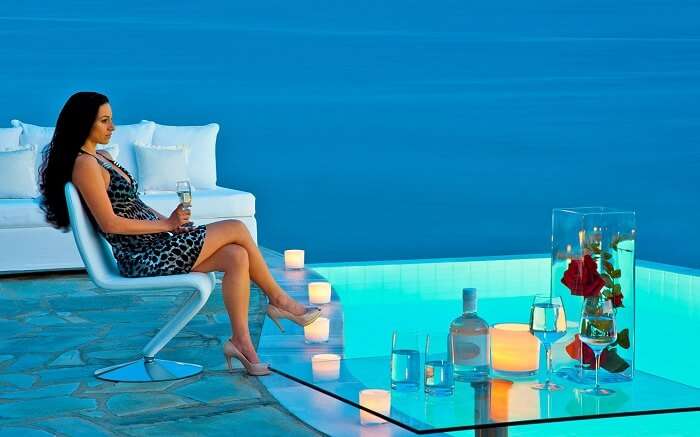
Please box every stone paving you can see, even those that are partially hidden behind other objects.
[0,248,324,436]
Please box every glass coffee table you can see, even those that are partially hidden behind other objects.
[270,355,700,435]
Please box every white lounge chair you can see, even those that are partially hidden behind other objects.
[64,182,215,382]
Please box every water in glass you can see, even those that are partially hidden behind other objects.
[578,296,617,396]
[391,331,420,391]
[529,294,567,391]
[424,333,455,396]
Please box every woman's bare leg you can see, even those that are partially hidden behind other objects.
[193,220,305,315]
[192,243,261,363]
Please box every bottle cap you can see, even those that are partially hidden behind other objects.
[463,288,477,313]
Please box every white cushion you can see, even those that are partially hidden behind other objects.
[10,120,54,149]
[106,121,156,176]
[0,187,255,228]
[0,145,39,198]
[133,143,189,192]
[0,127,22,150]
[10,120,153,183]
[10,120,56,183]
[0,198,46,227]
[141,187,255,219]
[97,143,119,160]
[148,121,219,189]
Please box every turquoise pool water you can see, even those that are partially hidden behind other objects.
[311,255,700,436]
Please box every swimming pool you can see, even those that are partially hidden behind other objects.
[310,254,700,436]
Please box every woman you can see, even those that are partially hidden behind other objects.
[39,91,320,376]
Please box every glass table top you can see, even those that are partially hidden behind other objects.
[269,355,700,434]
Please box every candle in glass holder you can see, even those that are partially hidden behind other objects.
[359,389,391,425]
[311,353,341,381]
[308,282,331,304]
[491,323,539,375]
[304,317,330,343]
[284,249,304,269]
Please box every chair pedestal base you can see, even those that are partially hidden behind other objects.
[94,358,203,382]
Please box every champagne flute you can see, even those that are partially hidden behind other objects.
[529,294,567,391]
[578,296,617,396]
[176,180,193,228]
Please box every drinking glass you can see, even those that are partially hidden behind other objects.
[390,331,420,391]
[424,332,455,396]
[578,296,617,396]
[176,180,194,228]
[176,180,192,211]
[529,294,567,391]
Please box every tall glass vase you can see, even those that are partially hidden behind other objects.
[550,207,636,383]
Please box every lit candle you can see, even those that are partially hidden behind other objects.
[359,389,391,425]
[308,281,332,304]
[491,323,540,374]
[304,317,330,343]
[311,353,341,381]
[284,249,304,269]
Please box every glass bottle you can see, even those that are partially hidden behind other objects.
[449,288,490,381]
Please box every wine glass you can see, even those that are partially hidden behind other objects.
[578,296,617,396]
[529,294,567,391]
[176,180,193,228]
[176,180,192,211]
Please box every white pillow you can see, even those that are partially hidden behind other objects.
[133,143,189,193]
[147,121,219,189]
[0,145,39,198]
[107,121,156,176]
[0,127,22,150]
[97,143,120,161]
[10,120,154,178]
[10,120,54,150]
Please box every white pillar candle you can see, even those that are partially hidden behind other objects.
[311,353,341,381]
[284,249,304,269]
[491,323,540,374]
[304,317,330,343]
[359,389,391,425]
[308,281,332,304]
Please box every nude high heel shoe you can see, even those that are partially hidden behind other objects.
[267,304,322,332]
[223,340,271,376]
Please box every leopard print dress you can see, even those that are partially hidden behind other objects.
[84,153,207,278]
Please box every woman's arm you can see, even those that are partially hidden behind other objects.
[72,156,187,235]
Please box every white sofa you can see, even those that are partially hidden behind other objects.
[0,120,257,274]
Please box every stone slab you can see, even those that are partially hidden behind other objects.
[0,373,37,389]
[106,392,194,417]
[39,417,112,437]
[0,396,96,419]
[120,405,319,437]
[50,350,84,367]
[174,375,263,404]
[0,427,53,437]
[0,382,79,400]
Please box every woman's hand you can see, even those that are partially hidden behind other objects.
[168,204,192,231]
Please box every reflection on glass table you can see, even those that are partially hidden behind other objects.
[269,355,700,434]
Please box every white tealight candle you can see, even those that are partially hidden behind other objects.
[359,389,391,425]
[308,281,332,305]
[311,353,341,381]
[304,317,330,343]
[284,249,304,269]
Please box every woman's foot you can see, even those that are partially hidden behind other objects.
[269,293,306,316]
[229,336,261,364]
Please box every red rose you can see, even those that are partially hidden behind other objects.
[612,292,624,308]
[565,334,608,369]
[561,254,605,298]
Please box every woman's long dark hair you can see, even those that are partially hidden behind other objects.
[39,91,109,231]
